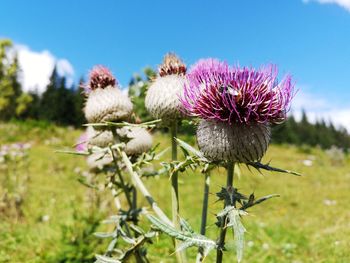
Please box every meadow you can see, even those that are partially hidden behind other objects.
[0,121,349,263]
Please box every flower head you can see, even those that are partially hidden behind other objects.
[83,65,117,92]
[76,132,88,152]
[182,59,294,124]
[145,53,188,125]
[84,65,133,123]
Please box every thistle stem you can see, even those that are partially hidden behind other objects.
[109,144,133,208]
[170,122,179,225]
[216,161,235,263]
[170,122,186,263]
[120,151,173,226]
[196,172,211,262]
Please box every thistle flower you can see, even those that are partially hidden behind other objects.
[182,59,294,163]
[84,66,133,123]
[145,53,188,125]
[76,132,88,152]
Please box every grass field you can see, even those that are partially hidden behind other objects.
[0,121,349,263]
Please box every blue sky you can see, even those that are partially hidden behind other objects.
[1,0,350,129]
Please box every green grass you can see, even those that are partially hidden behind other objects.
[1,121,349,262]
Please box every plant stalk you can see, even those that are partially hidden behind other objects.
[196,172,211,262]
[216,161,235,263]
[171,122,179,225]
[170,122,186,263]
[120,151,173,226]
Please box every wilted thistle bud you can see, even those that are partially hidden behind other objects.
[145,53,188,125]
[84,66,133,123]
[182,59,294,163]
[86,151,113,172]
[86,126,115,148]
[117,127,153,156]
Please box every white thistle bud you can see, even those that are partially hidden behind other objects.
[86,126,115,148]
[86,151,113,172]
[196,119,270,163]
[145,53,187,125]
[118,127,153,156]
[84,86,133,123]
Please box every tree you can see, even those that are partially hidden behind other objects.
[40,67,61,122]
[0,39,29,120]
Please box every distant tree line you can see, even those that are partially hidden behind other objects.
[272,111,350,151]
[23,68,86,126]
[0,39,85,126]
[1,38,349,150]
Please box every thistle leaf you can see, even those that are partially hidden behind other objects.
[247,161,301,176]
[55,150,90,156]
[241,194,280,210]
[175,138,208,162]
[94,232,116,238]
[95,254,121,263]
[218,206,247,263]
[148,215,216,256]
[180,217,194,233]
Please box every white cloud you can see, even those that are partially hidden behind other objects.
[303,0,350,12]
[14,44,74,93]
[292,87,350,132]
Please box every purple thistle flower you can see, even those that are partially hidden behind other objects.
[182,59,294,125]
[76,132,88,152]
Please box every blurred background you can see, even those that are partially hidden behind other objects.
[0,1,349,262]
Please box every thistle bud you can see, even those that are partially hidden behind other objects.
[86,126,115,148]
[118,127,153,156]
[197,120,270,162]
[84,66,133,123]
[145,53,188,125]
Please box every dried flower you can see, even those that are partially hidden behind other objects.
[181,59,294,163]
[84,66,133,123]
[145,53,188,125]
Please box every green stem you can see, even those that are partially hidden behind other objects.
[216,161,235,263]
[109,145,133,208]
[170,122,179,226]
[200,172,211,235]
[120,151,173,226]
[171,122,186,263]
[196,172,211,262]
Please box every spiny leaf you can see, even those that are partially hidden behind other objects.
[180,217,194,233]
[55,150,90,156]
[226,208,247,263]
[148,215,217,249]
[94,232,116,238]
[95,254,121,263]
[241,194,280,210]
[247,161,301,176]
[175,138,208,161]
[217,206,247,263]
